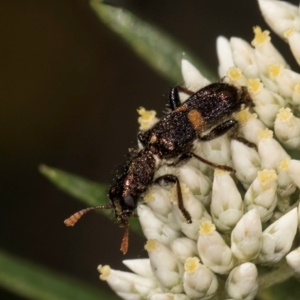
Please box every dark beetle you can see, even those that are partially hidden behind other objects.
[64,82,255,254]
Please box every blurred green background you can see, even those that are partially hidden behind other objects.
[1,0,299,299]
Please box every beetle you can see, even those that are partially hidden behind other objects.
[64,82,256,254]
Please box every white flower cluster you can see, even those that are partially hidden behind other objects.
[99,0,300,299]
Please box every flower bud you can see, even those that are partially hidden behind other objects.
[170,238,198,264]
[211,170,243,232]
[149,293,190,300]
[225,263,258,300]
[231,139,261,189]
[217,36,234,78]
[143,185,177,227]
[251,26,288,80]
[257,128,290,170]
[244,169,278,222]
[183,257,218,299]
[197,221,235,274]
[257,208,298,264]
[286,247,300,274]
[231,210,262,262]
[145,239,184,293]
[247,78,286,127]
[257,0,300,39]
[285,29,300,66]
[284,159,300,189]
[171,183,211,240]
[230,37,259,78]
[274,107,300,149]
[181,59,210,102]
[195,134,232,169]
[122,259,153,278]
[226,67,248,86]
[177,164,212,206]
[234,108,265,145]
[269,66,300,100]
[138,205,181,245]
[98,264,157,299]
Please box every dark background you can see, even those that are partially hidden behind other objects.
[1,0,299,299]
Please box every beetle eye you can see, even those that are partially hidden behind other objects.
[123,194,135,208]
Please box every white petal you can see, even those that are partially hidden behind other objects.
[258,0,300,38]
[211,170,243,232]
[231,210,262,262]
[230,37,259,78]
[181,59,210,96]
[287,159,300,188]
[123,259,153,277]
[98,265,157,298]
[138,205,181,245]
[226,263,258,300]
[149,293,190,300]
[198,221,235,274]
[217,36,235,78]
[231,139,261,188]
[257,129,290,170]
[171,187,211,240]
[244,169,278,222]
[274,107,300,149]
[286,29,300,66]
[183,257,218,299]
[170,238,198,264]
[257,208,298,264]
[145,240,184,293]
[177,164,212,206]
[286,247,300,273]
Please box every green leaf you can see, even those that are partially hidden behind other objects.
[0,249,117,300]
[90,0,217,83]
[39,165,142,234]
[40,164,109,209]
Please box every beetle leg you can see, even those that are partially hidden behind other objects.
[172,150,235,172]
[169,86,194,110]
[189,152,236,173]
[154,174,192,223]
[231,123,257,150]
[199,119,238,141]
[199,119,257,151]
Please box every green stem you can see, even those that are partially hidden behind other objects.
[258,261,295,291]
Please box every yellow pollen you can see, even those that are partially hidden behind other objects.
[227,67,243,81]
[277,107,293,122]
[144,239,157,252]
[284,28,295,39]
[251,26,271,46]
[247,78,263,94]
[258,169,277,190]
[235,108,257,125]
[144,190,155,203]
[279,157,291,171]
[294,82,300,95]
[137,107,158,131]
[215,169,230,175]
[258,128,273,141]
[98,265,111,281]
[199,221,216,235]
[184,257,200,274]
[268,64,283,79]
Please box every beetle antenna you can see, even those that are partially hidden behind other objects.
[64,205,113,227]
[120,223,129,255]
